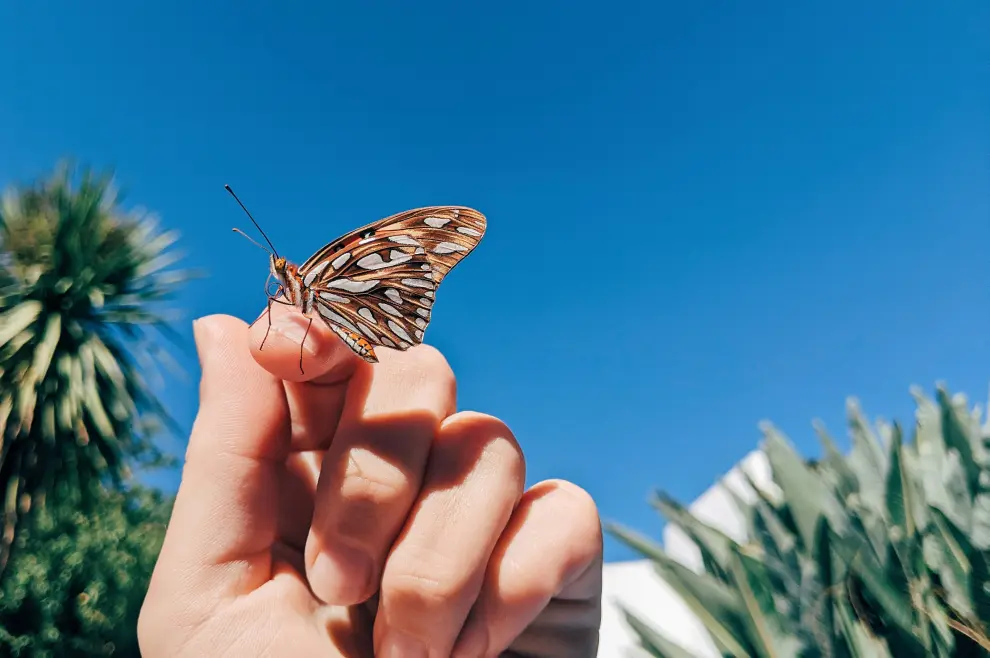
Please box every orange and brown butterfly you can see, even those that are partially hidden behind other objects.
[226,185,486,373]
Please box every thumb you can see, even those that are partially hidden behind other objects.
[150,314,290,599]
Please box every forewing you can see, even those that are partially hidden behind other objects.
[308,235,437,352]
[299,206,486,288]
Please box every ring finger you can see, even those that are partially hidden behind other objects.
[374,411,526,657]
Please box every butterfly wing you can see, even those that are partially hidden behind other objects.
[304,235,438,362]
[299,206,486,289]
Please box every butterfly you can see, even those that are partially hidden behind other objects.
[226,185,486,373]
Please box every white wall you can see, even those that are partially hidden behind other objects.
[597,451,775,657]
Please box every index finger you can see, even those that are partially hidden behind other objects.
[249,302,364,385]
[249,303,372,458]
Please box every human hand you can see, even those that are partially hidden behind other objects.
[138,307,603,657]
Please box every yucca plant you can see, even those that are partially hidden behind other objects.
[0,162,190,576]
[609,384,990,657]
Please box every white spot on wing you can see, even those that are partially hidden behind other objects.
[434,241,468,255]
[378,303,403,317]
[380,336,397,348]
[303,261,330,286]
[424,291,435,299]
[457,226,482,237]
[358,307,377,324]
[388,320,412,342]
[416,308,430,318]
[319,305,359,333]
[401,278,433,289]
[319,291,350,304]
[399,341,410,349]
[420,264,431,271]
[357,252,412,270]
[331,252,351,270]
[419,297,433,308]
[424,216,451,228]
[384,288,402,304]
[414,318,427,329]
[389,320,413,343]
[389,235,420,246]
[414,329,424,340]
[325,278,378,293]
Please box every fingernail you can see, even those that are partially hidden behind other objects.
[378,630,427,658]
[192,316,217,363]
[310,545,372,605]
[272,315,319,356]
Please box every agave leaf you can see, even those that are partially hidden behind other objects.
[813,419,859,502]
[616,604,698,658]
[972,496,990,554]
[835,598,893,658]
[749,496,801,601]
[761,424,848,550]
[886,423,925,585]
[846,399,887,515]
[928,508,974,618]
[650,490,739,574]
[805,518,838,655]
[935,387,983,504]
[729,548,807,658]
[829,522,923,649]
[608,522,753,655]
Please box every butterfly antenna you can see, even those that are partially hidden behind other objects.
[225,184,280,258]
[231,228,274,255]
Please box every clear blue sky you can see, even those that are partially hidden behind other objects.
[1,2,987,561]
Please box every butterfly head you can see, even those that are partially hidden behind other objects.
[270,254,288,277]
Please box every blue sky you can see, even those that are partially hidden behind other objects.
[1,2,987,561]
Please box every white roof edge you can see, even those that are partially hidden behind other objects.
[598,449,774,657]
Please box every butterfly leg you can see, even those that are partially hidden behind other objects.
[298,316,314,374]
[256,294,293,351]
[258,295,275,350]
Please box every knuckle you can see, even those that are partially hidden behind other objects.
[339,448,409,506]
[442,411,525,483]
[383,549,479,610]
[406,344,456,391]
[538,479,602,549]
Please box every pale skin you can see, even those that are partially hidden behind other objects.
[138,305,603,657]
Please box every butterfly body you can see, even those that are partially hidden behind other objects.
[248,204,487,371]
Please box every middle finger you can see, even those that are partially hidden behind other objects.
[305,341,457,605]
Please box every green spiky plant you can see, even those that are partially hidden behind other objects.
[0,162,190,577]
[608,385,990,657]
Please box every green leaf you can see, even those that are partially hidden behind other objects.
[617,604,699,658]
[0,300,41,349]
[607,523,753,656]
[729,547,807,658]
[650,490,739,574]
[761,423,848,550]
